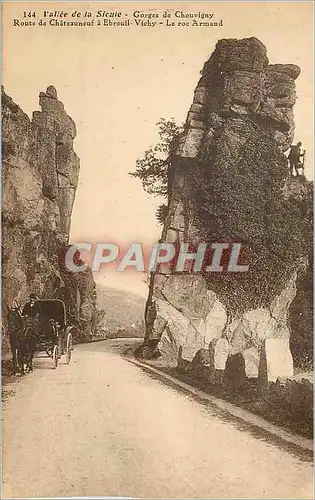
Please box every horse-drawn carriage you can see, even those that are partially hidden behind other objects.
[7,298,73,374]
[35,299,73,369]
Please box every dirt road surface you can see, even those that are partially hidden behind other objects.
[2,340,313,498]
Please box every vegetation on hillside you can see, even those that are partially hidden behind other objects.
[186,120,313,317]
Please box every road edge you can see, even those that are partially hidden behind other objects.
[125,356,313,454]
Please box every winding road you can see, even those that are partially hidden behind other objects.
[2,340,313,499]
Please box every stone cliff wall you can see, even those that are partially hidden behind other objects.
[141,38,312,382]
[2,86,98,340]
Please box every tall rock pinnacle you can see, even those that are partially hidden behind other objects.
[140,38,311,383]
[2,86,97,341]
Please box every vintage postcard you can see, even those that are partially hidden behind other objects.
[1,1,313,498]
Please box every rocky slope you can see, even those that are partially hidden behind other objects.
[140,38,312,382]
[2,86,99,341]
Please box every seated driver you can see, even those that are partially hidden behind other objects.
[22,293,40,318]
[22,293,40,329]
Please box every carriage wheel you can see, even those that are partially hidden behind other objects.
[52,345,59,369]
[66,332,73,364]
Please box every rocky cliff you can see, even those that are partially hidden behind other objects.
[2,86,98,340]
[140,38,313,382]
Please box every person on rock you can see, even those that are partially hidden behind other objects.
[288,141,305,176]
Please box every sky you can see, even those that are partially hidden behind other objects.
[3,1,314,297]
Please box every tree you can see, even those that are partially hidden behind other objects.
[155,203,168,225]
[129,118,183,222]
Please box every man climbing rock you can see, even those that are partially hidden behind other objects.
[288,141,305,176]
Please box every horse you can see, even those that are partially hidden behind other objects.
[7,306,38,375]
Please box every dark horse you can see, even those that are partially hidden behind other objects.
[7,306,38,375]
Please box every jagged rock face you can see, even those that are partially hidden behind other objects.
[177,37,299,160]
[2,86,97,339]
[143,37,309,378]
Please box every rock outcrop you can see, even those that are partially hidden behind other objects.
[2,86,99,340]
[141,38,312,380]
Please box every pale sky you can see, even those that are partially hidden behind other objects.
[3,2,313,297]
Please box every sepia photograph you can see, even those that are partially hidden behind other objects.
[1,1,314,498]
